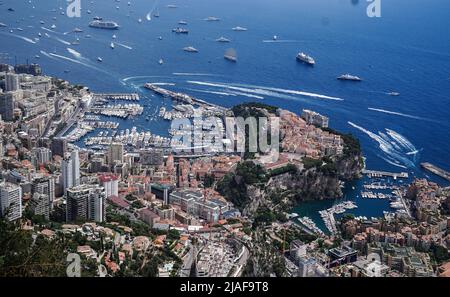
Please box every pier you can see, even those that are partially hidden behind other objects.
[421,162,450,182]
[93,93,140,101]
[362,169,409,179]
[144,83,227,112]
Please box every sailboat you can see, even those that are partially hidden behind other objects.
[159,58,164,65]
[110,42,115,49]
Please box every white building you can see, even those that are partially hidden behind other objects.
[98,174,119,198]
[0,182,22,221]
[61,150,80,193]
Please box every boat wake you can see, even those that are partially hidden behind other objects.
[40,50,106,74]
[1,32,37,44]
[187,89,237,97]
[67,48,82,59]
[150,82,176,86]
[187,81,343,101]
[54,36,71,45]
[262,39,300,43]
[348,121,419,168]
[115,42,133,50]
[121,75,168,83]
[368,107,436,122]
[173,73,218,76]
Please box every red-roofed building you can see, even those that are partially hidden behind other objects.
[99,173,119,198]
[108,195,130,209]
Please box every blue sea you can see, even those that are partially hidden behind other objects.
[1,0,450,226]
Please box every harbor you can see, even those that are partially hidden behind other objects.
[319,201,358,235]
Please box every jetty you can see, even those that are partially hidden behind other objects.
[421,162,450,182]
[93,93,140,101]
[143,83,227,112]
[362,169,409,179]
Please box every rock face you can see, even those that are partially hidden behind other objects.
[238,153,363,217]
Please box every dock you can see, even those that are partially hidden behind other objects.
[362,169,409,179]
[421,162,450,182]
[93,93,140,101]
[143,83,227,112]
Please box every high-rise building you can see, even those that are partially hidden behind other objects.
[32,174,55,205]
[51,137,67,157]
[66,184,105,223]
[61,157,73,193]
[29,193,50,220]
[32,147,52,165]
[108,142,123,165]
[0,182,22,221]
[5,73,19,92]
[98,174,119,198]
[71,150,80,187]
[61,150,80,193]
[0,91,18,121]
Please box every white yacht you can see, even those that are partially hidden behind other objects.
[183,46,198,53]
[296,52,315,65]
[232,26,247,31]
[337,74,362,81]
[216,36,230,43]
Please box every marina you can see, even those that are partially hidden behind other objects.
[319,201,358,235]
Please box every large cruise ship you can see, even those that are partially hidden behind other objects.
[296,52,315,65]
[89,20,119,30]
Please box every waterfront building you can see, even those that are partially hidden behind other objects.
[0,182,22,221]
[301,109,329,128]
